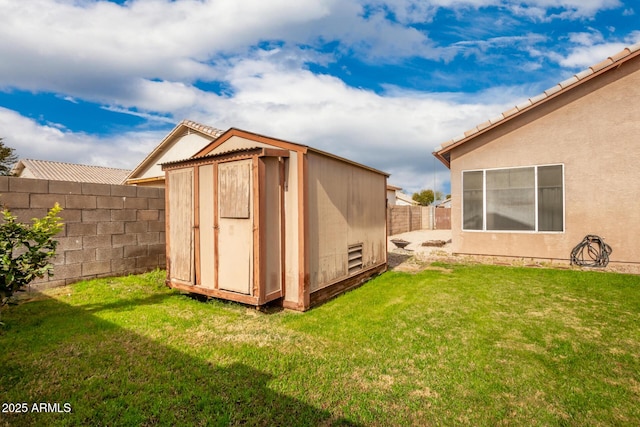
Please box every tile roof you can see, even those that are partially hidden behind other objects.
[434,42,640,167]
[13,159,131,185]
[125,119,225,183]
[180,119,226,139]
[395,191,418,205]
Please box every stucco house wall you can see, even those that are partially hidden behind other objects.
[437,44,640,267]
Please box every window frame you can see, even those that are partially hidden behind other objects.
[461,164,565,233]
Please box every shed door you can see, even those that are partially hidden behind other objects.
[168,169,194,284]
[217,160,253,294]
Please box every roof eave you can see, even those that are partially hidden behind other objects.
[194,127,309,158]
[433,42,640,166]
[195,127,390,177]
[432,150,451,169]
[125,176,165,185]
[10,160,26,176]
[125,119,223,181]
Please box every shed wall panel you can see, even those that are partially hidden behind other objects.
[263,157,282,295]
[307,153,349,291]
[198,164,215,288]
[168,169,194,283]
[347,167,387,269]
[283,154,300,305]
[307,153,386,292]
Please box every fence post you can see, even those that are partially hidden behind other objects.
[430,205,435,230]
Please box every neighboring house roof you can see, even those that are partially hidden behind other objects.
[11,159,131,185]
[395,191,418,205]
[387,184,402,191]
[433,42,640,168]
[125,119,224,185]
[436,197,451,208]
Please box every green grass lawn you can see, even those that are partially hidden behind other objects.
[1,264,639,426]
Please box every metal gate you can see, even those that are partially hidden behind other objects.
[435,208,451,230]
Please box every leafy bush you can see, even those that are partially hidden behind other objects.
[0,203,63,321]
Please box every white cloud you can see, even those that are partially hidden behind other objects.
[559,42,625,68]
[2,46,518,194]
[0,0,439,96]
[568,31,606,46]
[0,0,625,100]
[0,107,163,170]
[368,0,623,22]
[509,0,621,20]
[554,30,640,68]
[0,0,633,194]
[0,0,340,96]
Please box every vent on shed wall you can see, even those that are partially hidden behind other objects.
[348,243,363,275]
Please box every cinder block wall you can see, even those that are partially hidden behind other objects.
[0,176,165,289]
[387,205,435,235]
[409,206,422,231]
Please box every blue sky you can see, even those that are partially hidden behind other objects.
[0,0,638,195]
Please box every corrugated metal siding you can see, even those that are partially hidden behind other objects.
[17,159,131,184]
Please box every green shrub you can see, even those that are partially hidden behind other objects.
[0,203,63,322]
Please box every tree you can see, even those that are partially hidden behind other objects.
[0,138,18,176]
[0,204,63,323]
[413,189,445,206]
[412,189,435,206]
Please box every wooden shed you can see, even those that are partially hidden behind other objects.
[162,128,389,311]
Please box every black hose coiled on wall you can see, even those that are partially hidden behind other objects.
[570,235,612,267]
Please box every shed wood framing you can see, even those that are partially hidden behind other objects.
[163,129,388,311]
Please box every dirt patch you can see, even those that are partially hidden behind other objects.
[387,252,412,269]
[387,250,455,273]
[389,254,430,273]
[421,240,448,247]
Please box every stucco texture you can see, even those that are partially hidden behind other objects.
[447,53,640,267]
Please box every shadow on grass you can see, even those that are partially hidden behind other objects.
[74,292,175,314]
[0,293,360,426]
[386,251,412,270]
